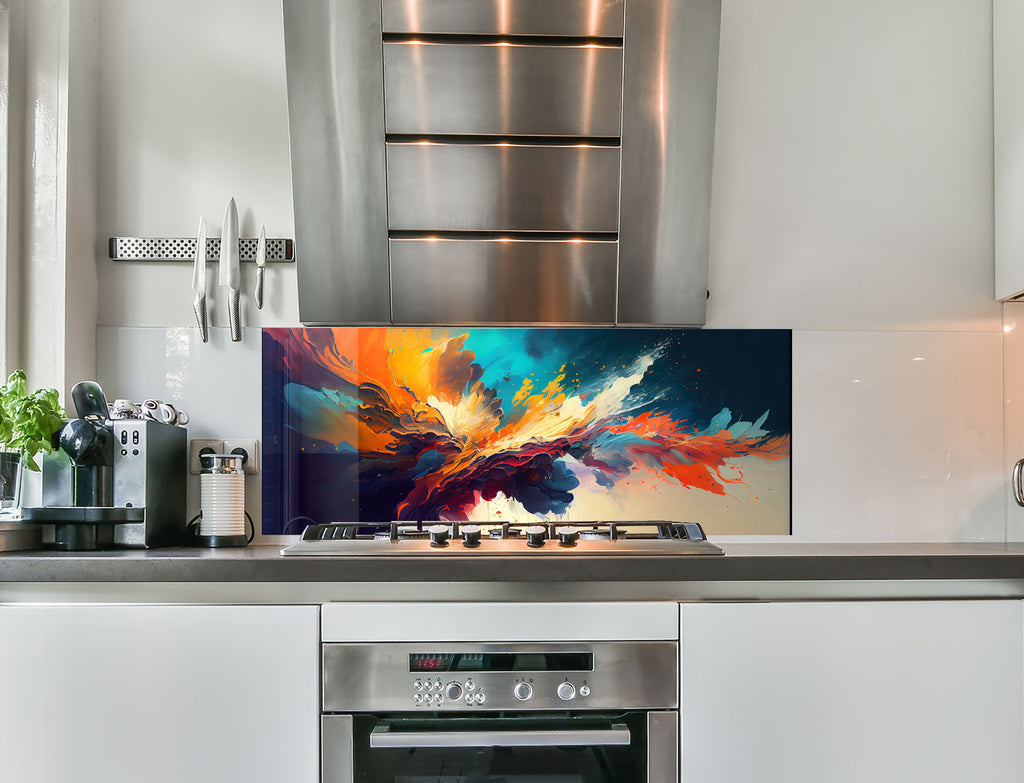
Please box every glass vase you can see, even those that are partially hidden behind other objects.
[0,451,23,517]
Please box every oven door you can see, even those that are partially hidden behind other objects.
[323,711,677,783]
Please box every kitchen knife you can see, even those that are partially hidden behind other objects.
[219,197,241,342]
[254,224,266,310]
[192,216,209,342]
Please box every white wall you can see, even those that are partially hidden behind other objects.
[92,0,1004,542]
[96,0,296,328]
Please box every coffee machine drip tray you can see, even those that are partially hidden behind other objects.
[20,506,145,551]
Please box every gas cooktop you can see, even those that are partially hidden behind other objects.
[279,520,723,557]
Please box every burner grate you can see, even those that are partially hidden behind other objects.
[297,519,713,544]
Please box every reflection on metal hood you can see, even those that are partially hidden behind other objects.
[283,0,721,326]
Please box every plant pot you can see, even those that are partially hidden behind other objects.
[0,451,23,517]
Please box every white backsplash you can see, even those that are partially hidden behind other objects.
[96,326,272,541]
[97,325,1007,543]
[1003,302,1024,540]
[790,330,1003,542]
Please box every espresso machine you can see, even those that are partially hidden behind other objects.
[22,381,187,550]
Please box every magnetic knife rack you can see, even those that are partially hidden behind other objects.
[108,237,295,263]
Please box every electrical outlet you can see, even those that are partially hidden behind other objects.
[223,438,259,475]
[189,439,224,474]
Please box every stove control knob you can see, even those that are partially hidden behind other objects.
[428,524,450,547]
[525,525,547,548]
[445,682,464,701]
[557,526,579,547]
[557,682,576,701]
[461,525,482,548]
[514,682,533,701]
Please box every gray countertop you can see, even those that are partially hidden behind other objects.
[2,542,1024,586]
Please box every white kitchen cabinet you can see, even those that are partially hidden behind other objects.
[996,0,1024,299]
[0,604,319,783]
[680,600,1023,783]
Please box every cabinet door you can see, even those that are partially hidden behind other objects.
[996,0,1024,299]
[0,604,319,783]
[680,601,1023,783]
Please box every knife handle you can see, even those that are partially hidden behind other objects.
[255,267,265,310]
[193,294,209,343]
[229,289,241,342]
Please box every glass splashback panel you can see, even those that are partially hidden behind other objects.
[262,328,791,535]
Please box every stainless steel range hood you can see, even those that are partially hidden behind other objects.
[283,0,721,326]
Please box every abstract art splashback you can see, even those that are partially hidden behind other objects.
[262,328,791,535]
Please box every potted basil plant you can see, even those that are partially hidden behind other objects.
[0,370,65,514]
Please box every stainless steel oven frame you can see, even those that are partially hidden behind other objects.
[320,641,679,783]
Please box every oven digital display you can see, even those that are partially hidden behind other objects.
[410,652,594,673]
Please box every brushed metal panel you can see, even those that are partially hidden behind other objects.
[321,715,354,783]
[386,143,620,232]
[384,42,622,137]
[284,0,391,325]
[647,712,679,783]
[382,0,625,37]
[390,238,617,323]
[323,642,678,712]
[617,0,721,325]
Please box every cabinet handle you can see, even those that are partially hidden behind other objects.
[1013,458,1024,507]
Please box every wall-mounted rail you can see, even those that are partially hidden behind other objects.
[108,237,294,263]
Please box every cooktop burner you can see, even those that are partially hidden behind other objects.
[279,520,724,557]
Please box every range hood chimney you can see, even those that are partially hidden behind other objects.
[283,0,721,326]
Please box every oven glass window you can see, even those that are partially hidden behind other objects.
[348,713,648,783]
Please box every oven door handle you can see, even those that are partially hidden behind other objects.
[369,723,632,749]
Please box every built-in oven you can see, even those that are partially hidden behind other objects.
[320,603,680,783]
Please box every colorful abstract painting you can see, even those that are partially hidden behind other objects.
[262,328,791,535]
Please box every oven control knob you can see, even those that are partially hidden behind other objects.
[461,525,482,548]
[579,685,591,697]
[557,526,579,547]
[514,682,533,701]
[445,682,463,701]
[428,524,450,547]
[556,682,576,701]
[525,525,547,548]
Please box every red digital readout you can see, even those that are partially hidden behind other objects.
[410,654,453,672]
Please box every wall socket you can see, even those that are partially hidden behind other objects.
[223,439,260,475]
[188,438,260,475]
[189,439,223,474]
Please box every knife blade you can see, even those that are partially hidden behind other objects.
[219,197,241,342]
[254,224,266,310]
[191,216,209,342]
